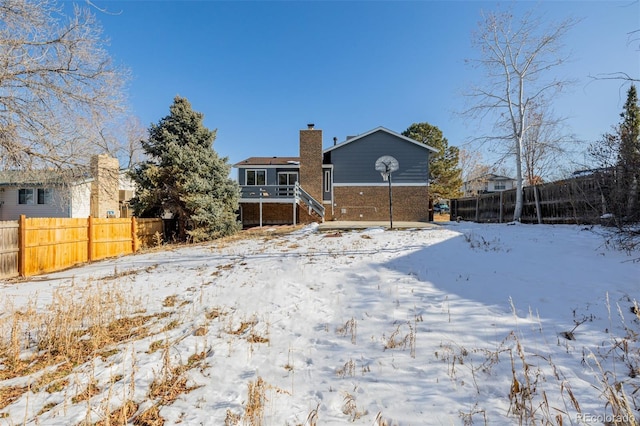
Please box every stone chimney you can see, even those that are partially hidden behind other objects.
[299,124,323,202]
[90,154,120,218]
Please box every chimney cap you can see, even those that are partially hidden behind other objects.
[307,123,315,129]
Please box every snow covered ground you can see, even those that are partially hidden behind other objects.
[1,222,639,425]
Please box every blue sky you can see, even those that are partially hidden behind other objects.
[93,0,639,173]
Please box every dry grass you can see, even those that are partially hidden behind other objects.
[0,385,27,410]
[383,321,416,357]
[244,377,267,425]
[0,283,156,410]
[336,317,357,345]
[342,392,367,422]
[71,380,101,404]
[336,359,356,378]
[162,295,178,308]
[94,400,139,426]
[133,405,164,426]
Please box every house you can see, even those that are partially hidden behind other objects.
[234,125,438,226]
[0,154,123,221]
[462,173,517,197]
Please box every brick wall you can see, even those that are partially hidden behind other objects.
[90,155,120,218]
[299,127,323,203]
[332,185,429,221]
[240,202,319,227]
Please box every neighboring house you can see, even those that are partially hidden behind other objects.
[119,171,136,218]
[462,173,517,197]
[0,154,124,221]
[234,125,438,226]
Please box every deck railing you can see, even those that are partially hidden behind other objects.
[295,182,325,218]
[239,185,295,199]
[239,183,325,221]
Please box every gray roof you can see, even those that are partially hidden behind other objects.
[0,169,92,187]
[323,126,439,154]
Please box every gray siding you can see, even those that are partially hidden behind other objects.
[0,187,70,221]
[329,130,430,184]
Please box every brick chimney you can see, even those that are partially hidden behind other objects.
[299,124,323,202]
[90,154,120,218]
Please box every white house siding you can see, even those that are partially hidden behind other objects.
[70,182,92,218]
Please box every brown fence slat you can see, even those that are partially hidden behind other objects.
[2,216,166,279]
[136,218,164,248]
[23,217,89,277]
[91,218,134,261]
[451,174,613,224]
[0,220,19,279]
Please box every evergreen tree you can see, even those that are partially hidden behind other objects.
[618,85,640,221]
[589,85,640,224]
[130,96,240,241]
[402,122,462,201]
[619,85,640,173]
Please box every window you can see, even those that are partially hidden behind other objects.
[324,170,331,193]
[278,172,298,186]
[18,188,34,205]
[246,169,266,186]
[494,184,506,190]
[38,188,52,204]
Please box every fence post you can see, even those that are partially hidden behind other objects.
[499,191,504,223]
[88,216,94,262]
[475,196,480,222]
[131,217,139,252]
[18,215,26,277]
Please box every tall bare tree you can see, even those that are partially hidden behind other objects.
[95,115,147,169]
[522,100,568,186]
[0,0,127,171]
[463,8,577,221]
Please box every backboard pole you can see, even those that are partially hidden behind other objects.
[388,172,393,230]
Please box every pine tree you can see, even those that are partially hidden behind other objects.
[619,85,640,172]
[402,122,462,201]
[618,85,640,221]
[130,96,240,241]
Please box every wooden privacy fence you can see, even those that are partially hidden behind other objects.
[0,216,164,279]
[451,174,609,224]
[0,221,19,279]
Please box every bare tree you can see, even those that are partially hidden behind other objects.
[459,148,489,196]
[522,100,569,185]
[458,148,513,197]
[0,0,128,171]
[463,8,577,221]
[95,115,147,169]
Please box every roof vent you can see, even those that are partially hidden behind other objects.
[307,123,314,129]
[333,137,337,145]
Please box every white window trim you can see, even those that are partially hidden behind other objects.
[245,169,267,186]
[324,170,331,193]
[277,171,298,186]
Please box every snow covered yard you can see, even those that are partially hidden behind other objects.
[0,222,639,425]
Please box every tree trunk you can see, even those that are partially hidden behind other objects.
[534,185,542,224]
[513,137,524,222]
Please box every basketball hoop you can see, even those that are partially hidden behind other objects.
[374,156,399,229]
